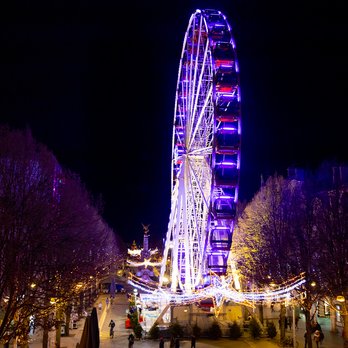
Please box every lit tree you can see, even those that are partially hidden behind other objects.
[233,174,293,339]
[233,173,322,345]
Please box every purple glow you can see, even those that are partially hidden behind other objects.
[231,38,236,49]
[216,161,236,166]
[220,127,237,131]
[220,93,234,98]
[219,63,233,68]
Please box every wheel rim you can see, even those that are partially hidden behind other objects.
[160,9,242,293]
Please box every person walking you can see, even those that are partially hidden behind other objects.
[312,321,322,332]
[108,319,115,338]
[295,316,300,329]
[313,329,321,348]
[106,297,110,308]
[159,336,165,348]
[128,333,135,348]
[304,330,308,348]
[288,316,292,330]
[191,335,196,348]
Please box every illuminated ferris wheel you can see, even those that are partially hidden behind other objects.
[159,9,242,293]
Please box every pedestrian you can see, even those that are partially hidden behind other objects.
[313,329,321,348]
[312,321,321,333]
[271,301,275,312]
[303,330,308,348]
[128,333,135,348]
[295,316,299,329]
[175,337,180,348]
[288,316,292,330]
[98,302,102,311]
[159,336,164,348]
[108,319,115,338]
[106,297,110,308]
[191,335,196,348]
[29,319,36,334]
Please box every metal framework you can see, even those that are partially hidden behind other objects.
[159,9,242,293]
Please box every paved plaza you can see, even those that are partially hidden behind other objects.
[27,293,344,348]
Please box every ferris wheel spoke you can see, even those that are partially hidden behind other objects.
[188,84,214,151]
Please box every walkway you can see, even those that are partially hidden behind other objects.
[27,293,344,348]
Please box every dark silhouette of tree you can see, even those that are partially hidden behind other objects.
[0,126,120,347]
[309,162,348,347]
[0,125,61,346]
[286,174,325,348]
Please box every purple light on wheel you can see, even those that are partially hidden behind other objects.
[220,126,237,131]
[220,161,236,166]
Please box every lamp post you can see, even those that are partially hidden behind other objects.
[292,305,296,348]
[337,296,348,348]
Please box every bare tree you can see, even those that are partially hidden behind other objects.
[0,126,62,346]
[233,173,323,346]
[0,126,120,347]
[311,163,348,347]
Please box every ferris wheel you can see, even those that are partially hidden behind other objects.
[159,9,242,293]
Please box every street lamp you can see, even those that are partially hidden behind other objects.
[336,295,348,346]
[133,288,138,303]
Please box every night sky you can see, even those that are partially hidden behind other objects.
[1,0,347,246]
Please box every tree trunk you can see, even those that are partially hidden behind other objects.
[259,302,264,325]
[55,325,61,348]
[279,303,286,341]
[55,308,63,348]
[304,309,313,348]
[42,328,49,348]
[78,293,83,317]
[65,305,72,337]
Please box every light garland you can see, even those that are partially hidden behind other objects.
[127,258,162,268]
[127,272,306,317]
[128,248,142,256]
